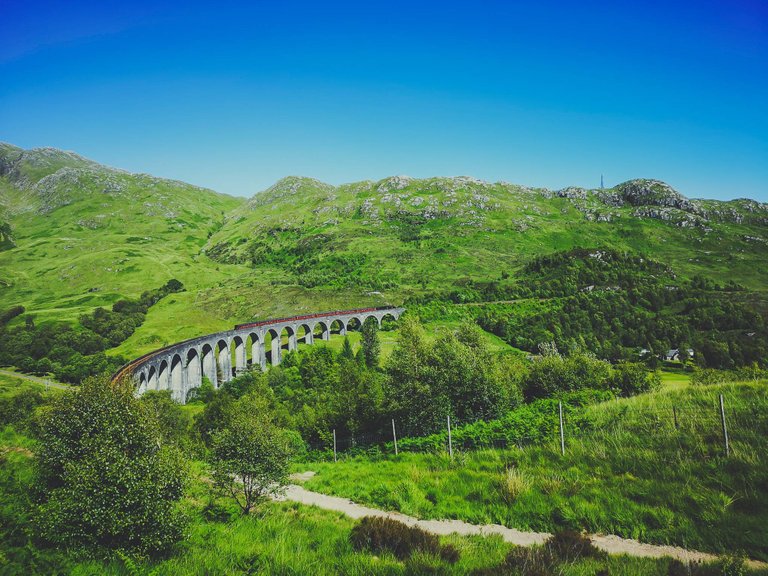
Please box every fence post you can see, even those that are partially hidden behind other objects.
[673,406,679,430]
[719,394,730,457]
[447,415,453,459]
[392,419,399,456]
[333,429,337,463]
[558,401,565,456]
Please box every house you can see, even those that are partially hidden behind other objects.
[665,348,694,361]
[665,349,680,361]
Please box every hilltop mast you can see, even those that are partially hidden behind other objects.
[600,174,604,189]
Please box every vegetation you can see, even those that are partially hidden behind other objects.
[2,146,768,366]
[349,516,458,562]
[300,380,768,560]
[210,396,294,514]
[0,279,184,383]
[1,365,766,572]
[466,249,768,368]
[2,145,768,572]
[34,377,187,556]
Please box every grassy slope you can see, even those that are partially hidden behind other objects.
[299,379,768,560]
[0,146,247,351]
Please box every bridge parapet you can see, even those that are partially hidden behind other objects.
[115,306,404,403]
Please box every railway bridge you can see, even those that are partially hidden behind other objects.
[113,306,405,403]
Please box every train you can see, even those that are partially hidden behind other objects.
[233,306,399,331]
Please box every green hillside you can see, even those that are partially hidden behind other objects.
[1,143,767,364]
[0,144,246,336]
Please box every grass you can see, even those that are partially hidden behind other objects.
[0,371,68,398]
[298,380,768,561]
[0,425,716,575]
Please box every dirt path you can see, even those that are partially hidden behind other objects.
[279,478,766,568]
[0,368,71,391]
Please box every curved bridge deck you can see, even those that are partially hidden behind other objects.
[114,306,404,403]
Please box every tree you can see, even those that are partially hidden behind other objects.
[140,390,192,447]
[210,399,293,514]
[34,377,187,556]
[361,317,381,368]
[340,336,355,360]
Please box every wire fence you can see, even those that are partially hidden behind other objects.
[304,391,768,463]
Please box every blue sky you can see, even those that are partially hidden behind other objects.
[1,0,766,200]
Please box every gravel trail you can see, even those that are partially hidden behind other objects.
[279,478,766,568]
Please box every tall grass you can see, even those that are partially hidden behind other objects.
[301,381,768,561]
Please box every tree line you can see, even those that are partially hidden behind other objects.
[0,279,183,382]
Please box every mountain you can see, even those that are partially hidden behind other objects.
[0,144,245,345]
[205,174,768,295]
[1,143,767,361]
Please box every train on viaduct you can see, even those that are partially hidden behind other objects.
[112,306,405,403]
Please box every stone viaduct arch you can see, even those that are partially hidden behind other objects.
[114,306,405,404]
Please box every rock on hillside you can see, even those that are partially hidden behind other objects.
[248,176,336,209]
[0,143,236,216]
[0,143,98,188]
[614,179,703,213]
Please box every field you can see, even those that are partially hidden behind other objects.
[298,379,768,561]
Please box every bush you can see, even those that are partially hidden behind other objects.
[691,369,730,387]
[545,530,606,562]
[349,516,458,562]
[667,554,746,576]
[34,376,187,556]
[610,362,660,397]
[471,530,605,575]
[523,352,611,400]
[0,305,25,325]
[0,388,45,430]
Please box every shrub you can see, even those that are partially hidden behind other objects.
[610,362,660,397]
[691,369,730,387]
[34,376,187,556]
[0,388,45,430]
[667,555,746,576]
[545,529,606,562]
[350,516,458,562]
[523,352,611,400]
[0,305,25,325]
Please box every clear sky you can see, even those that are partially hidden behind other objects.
[1,0,766,200]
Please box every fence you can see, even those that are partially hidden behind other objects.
[306,391,768,463]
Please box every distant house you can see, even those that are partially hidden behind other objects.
[638,348,650,357]
[665,348,694,361]
[665,349,680,361]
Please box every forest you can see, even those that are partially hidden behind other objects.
[413,249,767,369]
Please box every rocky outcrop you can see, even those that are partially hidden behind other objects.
[248,176,335,208]
[614,179,705,214]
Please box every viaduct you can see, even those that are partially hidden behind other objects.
[113,306,405,403]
